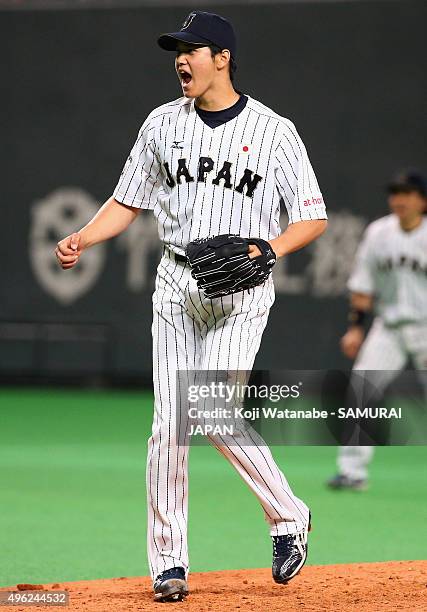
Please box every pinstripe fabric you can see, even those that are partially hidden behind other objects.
[147,254,309,579]
[348,215,427,325]
[113,96,326,256]
[337,317,408,480]
[337,446,374,481]
[114,95,320,581]
[340,214,427,480]
[338,312,427,480]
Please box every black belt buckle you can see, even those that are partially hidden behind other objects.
[166,247,187,264]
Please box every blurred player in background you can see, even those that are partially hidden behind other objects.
[328,170,427,490]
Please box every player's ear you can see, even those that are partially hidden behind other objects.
[216,49,231,70]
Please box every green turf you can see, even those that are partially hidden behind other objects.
[0,388,426,586]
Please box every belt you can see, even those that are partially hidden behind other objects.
[165,247,188,264]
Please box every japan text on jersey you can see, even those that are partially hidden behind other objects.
[348,214,427,325]
[114,96,327,253]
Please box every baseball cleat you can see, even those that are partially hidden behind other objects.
[272,520,310,584]
[326,474,368,491]
[153,567,189,602]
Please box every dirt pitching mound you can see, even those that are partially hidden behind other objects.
[2,561,426,611]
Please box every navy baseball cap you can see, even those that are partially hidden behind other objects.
[158,11,237,59]
[387,170,427,197]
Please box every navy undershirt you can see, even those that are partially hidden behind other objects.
[195,94,248,128]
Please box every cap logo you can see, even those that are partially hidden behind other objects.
[181,12,196,30]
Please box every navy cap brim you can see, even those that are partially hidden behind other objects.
[158,31,213,51]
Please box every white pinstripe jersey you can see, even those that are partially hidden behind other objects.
[113,95,327,254]
[348,214,427,325]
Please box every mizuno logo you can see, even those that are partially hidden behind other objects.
[171,141,184,149]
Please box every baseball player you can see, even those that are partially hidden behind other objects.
[55,12,327,601]
[327,171,427,490]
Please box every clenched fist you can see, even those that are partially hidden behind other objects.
[340,327,365,360]
[55,232,83,270]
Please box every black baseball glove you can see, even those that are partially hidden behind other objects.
[185,234,276,299]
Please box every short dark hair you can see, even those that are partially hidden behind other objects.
[387,170,427,214]
[209,44,237,83]
[387,170,427,198]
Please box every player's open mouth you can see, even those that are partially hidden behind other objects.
[179,70,192,86]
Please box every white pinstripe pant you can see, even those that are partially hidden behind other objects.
[146,253,309,580]
[338,317,427,480]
